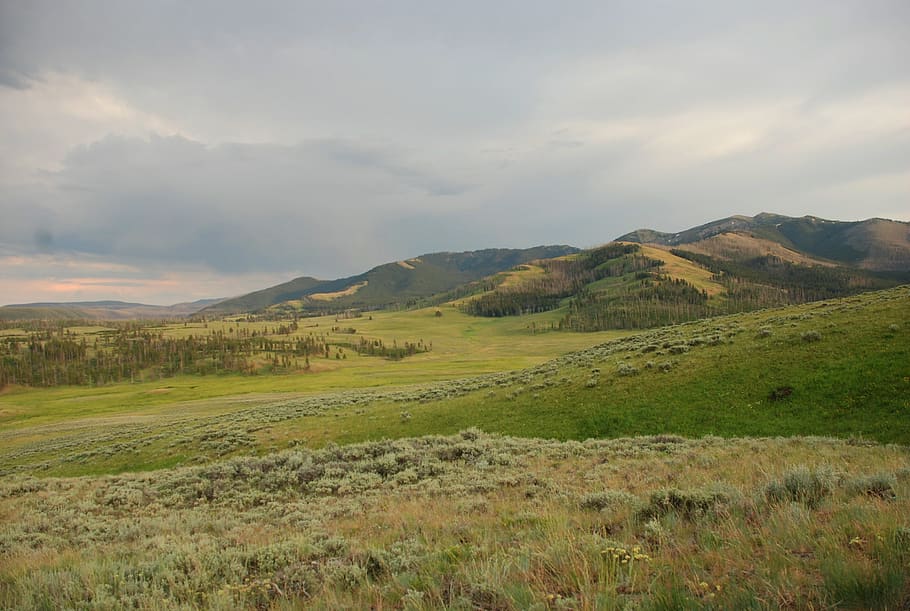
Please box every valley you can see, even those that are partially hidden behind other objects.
[1,213,908,609]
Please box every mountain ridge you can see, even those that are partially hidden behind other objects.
[455,213,909,330]
[616,212,910,271]
[5,213,907,321]
[0,299,222,321]
[200,245,580,316]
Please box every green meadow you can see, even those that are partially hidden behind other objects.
[1,287,907,478]
[0,305,625,428]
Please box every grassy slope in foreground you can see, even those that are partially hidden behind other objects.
[0,286,907,478]
[1,433,908,608]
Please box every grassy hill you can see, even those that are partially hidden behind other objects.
[2,285,906,478]
[200,246,579,316]
[617,212,910,272]
[1,286,908,608]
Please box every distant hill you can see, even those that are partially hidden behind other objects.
[200,246,580,316]
[0,299,222,321]
[617,212,910,272]
[198,277,325,316]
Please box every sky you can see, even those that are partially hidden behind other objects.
[1,1,908,305]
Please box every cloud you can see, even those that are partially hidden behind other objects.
[0,1,908,304]
[1,134,475,276]
[0,67,31,90]
[0,253,294,306]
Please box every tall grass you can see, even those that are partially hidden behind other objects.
[1,432,908,609]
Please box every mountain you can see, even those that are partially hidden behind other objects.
[617,212,910,272]
[204,213,908,322]
[0,299,222,321]
[456,213,910,331]
[200,246,581,316]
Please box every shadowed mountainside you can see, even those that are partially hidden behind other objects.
[200,245,580,316]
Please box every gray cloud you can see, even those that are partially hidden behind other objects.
[0,1,908,304]
[0,67,32,90]
[3,134,475,275]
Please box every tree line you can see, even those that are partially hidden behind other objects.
[0,325,429,389]
[557,274,712,331]
[0,328,334,388]
[340,337,431,361]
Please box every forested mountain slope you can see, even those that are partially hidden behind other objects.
[618,212,910,272]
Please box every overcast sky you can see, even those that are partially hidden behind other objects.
[1,1,908,305]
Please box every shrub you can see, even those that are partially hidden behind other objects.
[764,465,837,508]
[616,363,639,377]
[579,490,638,512]
[768,386,793,401]
[328,562,366,590]
[846,473,897,500]
[459,428,482,441]
[637,484,736,520]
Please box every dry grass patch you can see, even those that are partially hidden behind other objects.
[309,281,369,301]
[637,243,726,296]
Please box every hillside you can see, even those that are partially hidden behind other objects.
[617,212,910,272]
[0,299,221,321]
[200,245,579,316]
[455,239,903,331]
[2,285,907,478]
[445,213,910,332]
[1,287,908,608]
[195,277,325,316]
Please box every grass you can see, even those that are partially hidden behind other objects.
[0,432,907,609]
[0,305,625,423]
[1,286,907,477]
[0,287,908,608]
[222,287,910,448]
[636,243,725,296]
